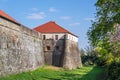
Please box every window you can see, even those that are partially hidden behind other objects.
[43,35,46,40]
[64,35,66,39]
[55,35,58,40]
[46,46,51,50]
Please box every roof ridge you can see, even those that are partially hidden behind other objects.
[33,21,51,30]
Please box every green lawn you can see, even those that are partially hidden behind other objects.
[0,66,105,80]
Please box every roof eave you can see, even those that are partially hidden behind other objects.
[39,32,78,37]
[0,15,20,26]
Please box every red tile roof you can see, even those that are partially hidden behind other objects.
[33,21,77,37]
[0,10,18,23]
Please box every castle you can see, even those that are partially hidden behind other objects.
[0,10,82,76]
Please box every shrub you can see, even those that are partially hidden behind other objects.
[106,60,120,80]
[81,54,99,66]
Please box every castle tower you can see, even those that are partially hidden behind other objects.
[34,21,82,69]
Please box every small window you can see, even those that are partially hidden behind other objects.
[47,46,51,50]
[55,35,58,40]
[43,35,46,40]
[64,35,66,39]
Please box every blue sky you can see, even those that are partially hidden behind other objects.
[0,0,97,49]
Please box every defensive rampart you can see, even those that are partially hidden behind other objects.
[0,17,44,76]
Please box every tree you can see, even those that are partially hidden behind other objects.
[87,0,120,79]
[80,48,85,56]
[87,0,120,47]
[85,46,94,55]
[87,0,120,57]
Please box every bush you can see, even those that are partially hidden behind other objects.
[81,55,99,66]
[95,58,106,66]
[106,61,120,80]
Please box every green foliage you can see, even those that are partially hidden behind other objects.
[81,45,106,66]
[81,46,99,66]
[87,0,120,47]
[106,60,120,80]
[0,66,105,80]
[81,55,94,65]
[81,55,98,66]
[87,0,120,79]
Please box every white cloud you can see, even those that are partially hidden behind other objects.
[27,12,46,20]
[49,7,57,12]
[84,18,95,21]
[31,8,39,11]
[69,22,80,26]
[60,16,71,20]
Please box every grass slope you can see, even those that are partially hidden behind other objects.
[0,66,105,80]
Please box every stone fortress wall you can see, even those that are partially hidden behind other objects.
[0,17,44,76]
